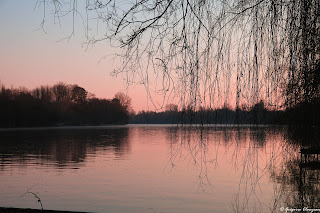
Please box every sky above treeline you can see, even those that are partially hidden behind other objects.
[0,0,162,112]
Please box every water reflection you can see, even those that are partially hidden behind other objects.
[0,125,319,213]
[271,128,320,210]
[0,128,130,170]
[164,126,301,212]
[272,157,320,209]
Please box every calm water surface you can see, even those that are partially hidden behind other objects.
[0,125,318,212]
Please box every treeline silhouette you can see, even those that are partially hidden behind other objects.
[0,82,131,127]
[131,99,320,125]
[130,101,287,125]
[284,99,320,127]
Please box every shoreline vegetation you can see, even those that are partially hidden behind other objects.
[1,82,319,128]
[130,101,284,125]
[0,82,132,128]
[130,101,320,127]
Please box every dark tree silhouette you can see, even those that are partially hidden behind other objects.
[114,92,132,112]
[165,104,178,112]
[71,85,88,104]
[0,83,131,127]
[52,82,70,103]
[130,100,282,124]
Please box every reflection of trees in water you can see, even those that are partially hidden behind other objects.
[228,127,292,213]
[272,158,320,209]
[165,126,219,191]
[166,126,257,192]
[286,127,320,147]
[166,126,306,212]
[0,128,130,170]
[271,128,320,210]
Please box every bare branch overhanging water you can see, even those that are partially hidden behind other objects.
[39,0,319,111]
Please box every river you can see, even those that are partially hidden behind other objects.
[0,125,318,212]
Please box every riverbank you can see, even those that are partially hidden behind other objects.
[0,207,90,213]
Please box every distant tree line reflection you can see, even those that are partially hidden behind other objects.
[0,128,130,170]
[270,129,320,209]
[0,82,132,127]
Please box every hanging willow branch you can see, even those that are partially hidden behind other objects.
[39,0,320,110]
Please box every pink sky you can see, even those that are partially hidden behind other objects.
[0,1,162,112]
[0,1,271,112]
